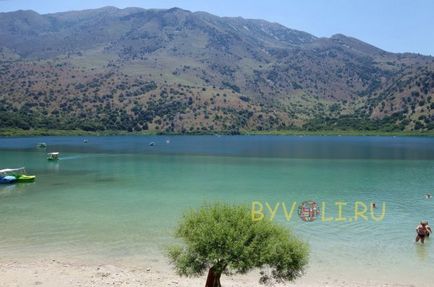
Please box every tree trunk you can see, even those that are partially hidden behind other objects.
[205,266,222,287]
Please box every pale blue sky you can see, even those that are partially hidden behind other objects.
[1,0,433,56]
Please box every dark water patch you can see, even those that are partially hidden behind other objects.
[1,135,434,160]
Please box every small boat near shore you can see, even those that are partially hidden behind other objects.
[37,142,47,149]
[47,152,60,161]
[0,167,36,183]
[0,175,16,184]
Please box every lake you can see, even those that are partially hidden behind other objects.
[1,135,433,284]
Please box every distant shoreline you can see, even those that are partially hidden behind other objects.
[1,128,434,137]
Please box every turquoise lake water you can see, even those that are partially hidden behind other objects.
[1,136,434,283]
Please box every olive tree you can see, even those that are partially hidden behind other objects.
[168,203,308,287]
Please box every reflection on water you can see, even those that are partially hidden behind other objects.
[0,182,32,196]
[415,242,430,261]
[0,184,17,194]
[47,161,60,172]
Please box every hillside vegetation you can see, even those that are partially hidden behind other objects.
[0,7,433,134]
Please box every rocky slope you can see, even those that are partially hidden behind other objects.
[0,7,433,133]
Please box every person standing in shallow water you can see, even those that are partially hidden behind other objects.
[416,221,432,244]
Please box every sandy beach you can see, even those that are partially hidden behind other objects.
[0,258,419,287]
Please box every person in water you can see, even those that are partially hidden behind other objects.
[416,221,432,244]
[425,193,432,199]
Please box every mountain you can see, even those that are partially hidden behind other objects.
[0,7,433,133]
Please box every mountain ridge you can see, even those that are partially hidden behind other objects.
[0,7,433,133]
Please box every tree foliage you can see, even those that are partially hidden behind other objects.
[168,203,308,287]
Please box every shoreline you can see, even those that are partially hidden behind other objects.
[1,128,434,137]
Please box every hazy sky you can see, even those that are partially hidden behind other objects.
[1,0,433,56]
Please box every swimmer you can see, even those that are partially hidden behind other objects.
[416,221,432,244]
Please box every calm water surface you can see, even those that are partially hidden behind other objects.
[0,136,433,284]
